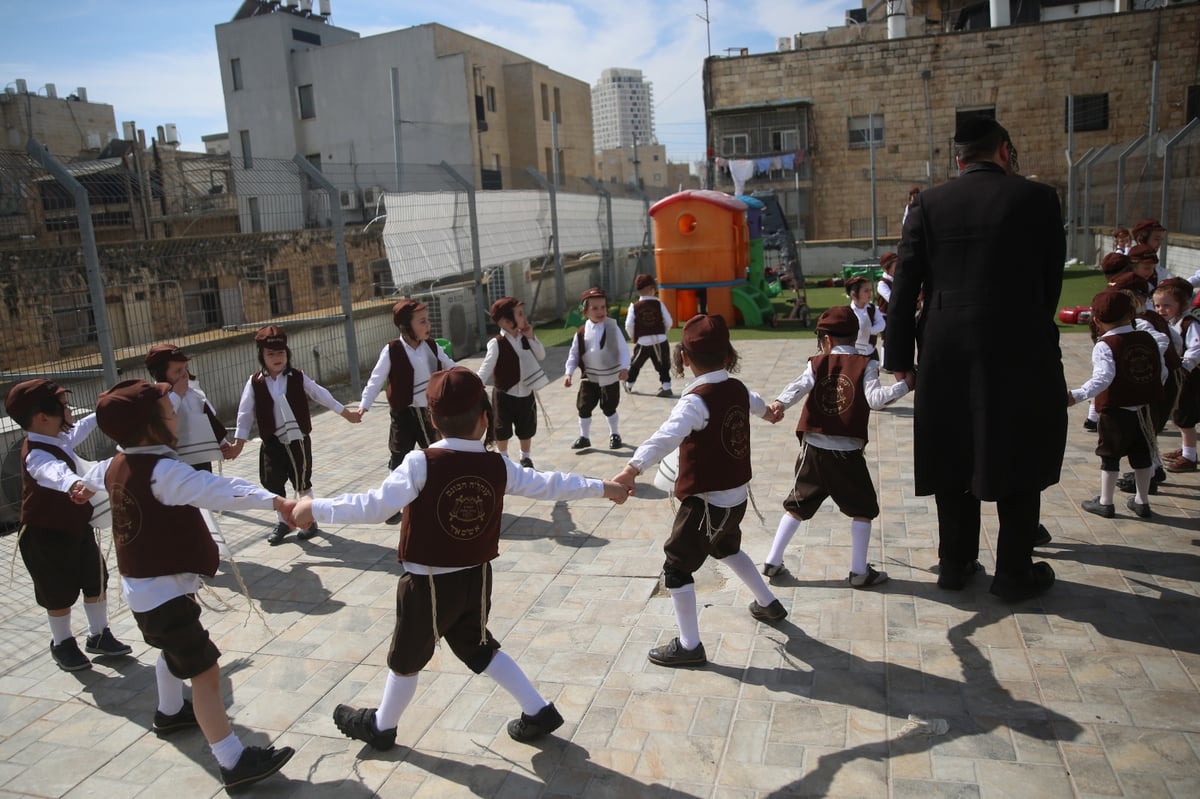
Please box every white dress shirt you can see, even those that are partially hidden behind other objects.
[477,330,548,397]
[359,339,456,413]
[234,370,345,443]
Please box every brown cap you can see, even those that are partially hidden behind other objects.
[5,378,69,422]
[392,298,427,328]
[1131,218,1165,241]
[816,306,860,338]
[255,325,287,349]
[879,252,897,269]
[427,366,485,417]
[1127,244,1159,263]
[580,286,606,304]
[1158,277,1194,298]
[681,314,730,355]
[1100,252,1132,276]
[844,276,870,295]
[96,379,170,443]
[1109,272,1150,296]
[144,343,189,373]
[489,297,521,323]
[1091,290,1135,324]
[634,274,656,290]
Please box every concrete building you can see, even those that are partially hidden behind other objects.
[705,2,1200,242]
[591,67,656,151]
[1,81,117,156]
[595,142,668,192]
[215,2,593,231]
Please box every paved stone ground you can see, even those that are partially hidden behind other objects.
[1,331,1198,798]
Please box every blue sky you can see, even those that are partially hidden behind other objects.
[4,0,850,162]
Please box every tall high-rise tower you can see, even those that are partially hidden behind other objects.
[591,68,655,151]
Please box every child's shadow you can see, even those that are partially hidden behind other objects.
[498,504,610,548]
[207,561,346,616]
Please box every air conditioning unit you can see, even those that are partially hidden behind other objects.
[777,36,792,52]
[420,285,479,358]
[338,189,359,210]
[362,186,385,209]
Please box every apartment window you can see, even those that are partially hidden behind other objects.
[313,263,353,289]
[720,134,749,155]
[1066,94,1109,132]
[771,129,800,151]
[239,129,253,168]
[292,28,321,45]
[267,270,293,316]
[247,196,261,233]
[541,83,550,121]
[52,291,96,348]
[303,153,322,189]
[486,85,496,112]
[370,259,395,298]
[182,277,222,333]
[848,116,884,149]
[1188,85,1200,122]
[298,84,316,119]
[230,58,243,91]
[553,86,561,122]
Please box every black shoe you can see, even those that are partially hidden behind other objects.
[570,436,591,450]
[332,704,397,751]
[623,381,634,394]
[936,559,983,591]
[1081,497,1115,518]
[219,744,295,791]
[519,457,534,469]
[85,627,132,656]
[848,565,889,588]
[385,510,403,525]
[1033,524,1053,547]
[647,637,707,667]
[153,699,199,735]
[609,434,622,449]
[749,599,788,621]
[267,522,290,545]
[989,562,1055,602]
[506,702,564,742]
[762,562,787,579]
[656,388,674,398]
[1154,466,1167,484]
[296,522,320,540]
[50,637,92,672]
[1117,473,1159,495]
[1083,418,1098,432]
[1126,496,1152,519]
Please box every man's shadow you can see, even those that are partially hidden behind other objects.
[497,503,611,548]
[206,560,346,616]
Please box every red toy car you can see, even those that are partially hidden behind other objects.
[1058,306,1092,324]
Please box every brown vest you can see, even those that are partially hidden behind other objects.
[493,334,521,392]
[632,298,666,339]
[20,439,93,530]
[1097,330,1164,411]
[1137,311,1182,371]
[876,275,893,314]
[106,452,218,578]
[797,353,873,441]
[386,338,441,410]
[675,380,753,499]
[398,448,509,567]
[203,402,228,443]
[251,369,311,439]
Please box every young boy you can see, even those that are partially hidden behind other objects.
[1069,290,1164,519]
[229,325,360,544]
[1128,244,1163,297]
[760,306,913,587]
[5,379,131,672]
[564,286,630,449]
[875,253,897,315]
[1112,227,1131,255]
[844,276,885,356]
[88,379,294,791]
[289,367,628,751]
[612,315,787,669]
[624,274,674,398]
[145,344,233,471]
[1164,280,1200,473]
[477,297,548,468]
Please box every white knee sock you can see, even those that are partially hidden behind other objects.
[850,520,872,575]
[765,514,801,567]
[1087,402,1099,423]
[210,732,244,770]
[1184,446,1197,462]
[47,613,73,645]
[376,671,418,732]
[83,600,107,636]
[578,417,592,438]
[156,654,185,715]
[606,413,619,435]
[1133,466,1154,505]
[484,651,546,716]
[1099,471,1118,505]
[720,550,777,606]
[668,584,701,650]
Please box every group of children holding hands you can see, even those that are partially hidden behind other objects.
[10,231,1188,786]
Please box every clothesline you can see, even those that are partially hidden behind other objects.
[714,151,809,194]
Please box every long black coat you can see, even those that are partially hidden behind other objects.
[883,162,1067,500]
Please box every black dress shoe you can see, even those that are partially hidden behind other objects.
[1033,524,1052,547]
[989,562,1055,602]
[936,559,983,590]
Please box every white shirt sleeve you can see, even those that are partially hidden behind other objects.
[303,373,345,414]
[234,377,256,440]
[1183,323,1200,373]
[435,342,457,370]
[1071,341,1116,402]
[25,449,82,493]
[502,460,605,501]
[150,457,278,511]
[863,360,909,409]
[63,413,99,450]
[477,337,500,386]
[360,344,392,412]
[564,332,582,377]
[627,395,707,473]
[526,334,546,361]
[775,364,817,408]
[614,320,631,370]
[659,299,673,332]
[624,305,636,339]
[311,450,425,525]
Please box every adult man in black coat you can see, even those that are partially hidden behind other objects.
[883,116,1066,602]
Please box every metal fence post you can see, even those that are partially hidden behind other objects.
[1067,147,1095,263]
[292,154,361,396]
[1159,118,1200,271]
[524,167,565,319]
[1083,146,1110,264]
[438,161,488,346]
[26,138,120,387]
[583,177,615,296]
[1115,134,1147,226]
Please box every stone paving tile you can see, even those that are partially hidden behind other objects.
[1,334,1199,795]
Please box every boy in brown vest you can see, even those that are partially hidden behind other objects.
[290,367,628,752]
[145,344,233,471]
[760,306,912,587]
[564,287,630,449]
[845,276,885,356]
[5,379,131,672]
[612,315,787,668]
[228,325,360,544]
[623,274,674,397]
[89,379,294,791]
[1069,290,1164,519]
[477,297,548,468]
[1163,279,1200,473]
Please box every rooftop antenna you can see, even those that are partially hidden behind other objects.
[697,1,711,58]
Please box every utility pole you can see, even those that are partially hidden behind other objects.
[631,135,641,191]
[697,1,711,58]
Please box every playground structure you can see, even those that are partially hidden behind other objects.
[647,189,777,329]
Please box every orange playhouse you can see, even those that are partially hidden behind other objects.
[648,190,748,329]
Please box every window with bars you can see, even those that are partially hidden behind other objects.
[1065,94,1109,132]
[848,116,884,149]
[268,270,293,316]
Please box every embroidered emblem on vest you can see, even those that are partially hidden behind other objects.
[815,374,856,416]
[110,485,142,546]
[1121,344,1159,386]
[721,405,750,459]
[439,476,497,541]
